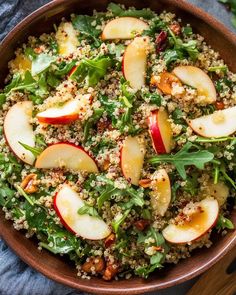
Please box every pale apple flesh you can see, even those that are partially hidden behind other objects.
[54,184,111,240]
[122,36,150,91]
[148,109,173,154]
[55,22,79,56]
[101,17,148,40]
[4,101,35,165]
[35,143,98,173]
[37,100,81,125]
[189,106,236,138]
[150,169,171,216]
[172,66,217,104]
[121,136,145,185]
[162,198,219,244]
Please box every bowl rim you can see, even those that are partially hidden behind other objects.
[0,0,236,294]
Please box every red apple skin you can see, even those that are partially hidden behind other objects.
[148,110,167,154]
[37,113,79,125]
[68,65,78,77]
[53,191,77,235]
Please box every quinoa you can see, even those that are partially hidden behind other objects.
[0,3,235,281]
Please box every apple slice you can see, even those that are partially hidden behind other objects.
[122,36,150,91]
[56,22,79,56]
[148,109,173,154]
[37,100,79,125]
[121,136,145,185]
[188,106,236,138]
[35,143,98,173]
[150,169,171,216]
[101,17,148,40]
[163,198,219,244]
[4,101,35,165]
[172,66,216,104]
[54,184,111,240]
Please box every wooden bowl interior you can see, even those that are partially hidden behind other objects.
[0,0,236,294]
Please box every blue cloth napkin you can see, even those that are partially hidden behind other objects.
[0,1,234,295]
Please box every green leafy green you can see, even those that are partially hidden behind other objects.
[208,65,228,73]
[216,214,235,230]
[0,93,6,107]
[31,54,56,76]
[18,142,43,157]
[72,15,101,46]
[182,26,193,36]
[112,209,130,233]
[135,228,167,278]
[15,185,35,206]
[142,17,167,37]
[78,203,100,218]
[83,108,104,141]
[70,56,112,86]
[163,28,199,67]
[108,3,155,19]
[149,142,214,179]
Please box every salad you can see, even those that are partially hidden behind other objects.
[0,3,235,281]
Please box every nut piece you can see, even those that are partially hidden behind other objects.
[81,256,105,274]
[21,173,38,194]
[103,262,119,281]
[104,233,116,248]
[139,178,151,188]
[134,219,150,231]
[169,23,181,35]
[152,72,182,95]
[215,101,225,110]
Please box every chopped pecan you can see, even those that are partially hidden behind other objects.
[169,23,181,35]
[215,101,225,110]
[134,219,150,231]
[152,246,162,251]
[102,159,111,171]
[139,178,152,188]
[104,233,116,248]
[81,256,105,274]
[21,173,38,194]
[102,261,119,281]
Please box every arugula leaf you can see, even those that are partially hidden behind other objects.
[78,203,100,218]
[216,214,235,230]
[0,93,6,107]
[18,142,43,157]
[0,181,15,207]
[136,228,167,278]
[163,29,199,67]
[70,56,112,86]
[142,92,162,106]
[112,209,131,233]
[54,60,77,77]
[149,142,214,179]
[15,185,35,206]
[108,3,155,19]
[182,26,193,36]
[208,65,228,74]
[31,54,56,76]
[5,71,36,94]
[135,252,164,278]
[72,15,101,46]
[83,108,104,141]
[97,187,121,210]
[0,153,22,179]
[143,17,167,37]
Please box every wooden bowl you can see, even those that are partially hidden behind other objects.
[0,1,235,294]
